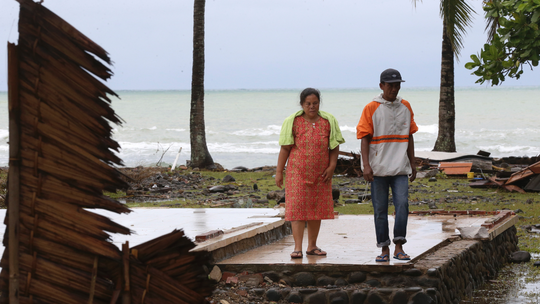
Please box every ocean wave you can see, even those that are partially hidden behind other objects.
[165,128,187,132]
[339,125,357,133]
[476,145,540,156]
[0,129,8,140]
[417,124,438,134]
[231,125,281,136]
[117,141,280,155]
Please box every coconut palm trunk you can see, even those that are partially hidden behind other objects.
[190,0,215,169]
[413,0,475,152]
[433,22,457,152]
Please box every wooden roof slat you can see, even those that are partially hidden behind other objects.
[19,134,126,189]
[18,62,121,126]
[20,192,131,235]
[19,170,129,214]
[19,213,121,260]
[17,0,112,64]
[17,4,113,80]
[19,253,113,301]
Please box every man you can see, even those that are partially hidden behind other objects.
[356,68,418,262]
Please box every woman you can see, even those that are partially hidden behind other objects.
[275,88,345,259]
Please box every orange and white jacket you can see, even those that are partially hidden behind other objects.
[356,94,418,177]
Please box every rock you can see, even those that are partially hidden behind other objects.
[222,175,236,182]
[429,177,437,182]
[364,279,381,287]
[510,251,531,263]
[298,288,318,294]
[404,268,423,276]
[358,192,371,200]
[316,276,335,286]
[348,271,367,284]
[231,166,248,172]
[265,289,281,301]
[350,291,368,304]
[253,183,258,191]
[329,290,349,304]
[236,288,248,297]
[208,265,222,282]
[238,273,263,285]
[391,290,408,304]
[428,201,439,209]
[267,190,285,201]
[226,276,238,285]
[427,268,438,277]
[262,271,280,283]
[410,291,435,304]
[294,272,316,286]
[534,261,540,267]
[345,199,362,204]
[365,292,385,304]
[332,188,340,200]
[245,278,260,287]
[286,292,303,303]
[306,291,327,304]
[209,185,226,193]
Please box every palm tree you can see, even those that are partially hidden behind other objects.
[414,0,476,152]
[190,0,215,169]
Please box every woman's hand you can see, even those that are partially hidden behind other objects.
[275,171,284,188]
[323,146,339,184]
[275,145,292,189]
[321,166,335,184]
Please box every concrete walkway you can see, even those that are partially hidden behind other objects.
[216,213,489,267]
[0,208,494,267]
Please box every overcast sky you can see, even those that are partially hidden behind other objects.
[0,0,537,91]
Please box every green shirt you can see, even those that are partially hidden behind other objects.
[278,110,345,150]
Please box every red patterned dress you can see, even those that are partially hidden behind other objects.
[284,116,334,221]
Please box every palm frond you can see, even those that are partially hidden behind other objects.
[440,0,476,57]
[483,0,499,42]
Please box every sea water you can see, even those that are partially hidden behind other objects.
[0,86,538,169]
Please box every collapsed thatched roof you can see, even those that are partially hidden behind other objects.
[0,0,131,302]
[1,1,215,303]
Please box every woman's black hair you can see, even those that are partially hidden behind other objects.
[299,88,321,106]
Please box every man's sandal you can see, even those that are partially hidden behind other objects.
[393,252,411,260]
[375,254,389,262]
[290,251,303,259]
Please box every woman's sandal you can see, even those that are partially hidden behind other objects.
[290,251,303,259]
[306,248,327,256]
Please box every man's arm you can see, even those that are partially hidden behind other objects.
[407,134,416,182]
[361,135,373,182]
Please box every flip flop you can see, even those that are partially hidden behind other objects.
[290,251,303,259]
[306,248,327,256]
[394,252,411,260]
[375,254,389,262]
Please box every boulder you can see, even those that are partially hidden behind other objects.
[510,251,531,263]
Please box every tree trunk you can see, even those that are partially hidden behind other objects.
[433,22,456,152]
[190,0,214,169]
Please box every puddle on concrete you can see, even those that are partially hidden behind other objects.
[464,254,540,304]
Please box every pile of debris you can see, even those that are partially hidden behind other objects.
[471,160,540,193]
